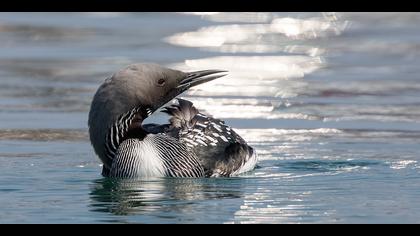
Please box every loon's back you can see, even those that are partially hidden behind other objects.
[151,99,258,177]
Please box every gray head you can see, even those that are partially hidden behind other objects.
[88,63,227,166]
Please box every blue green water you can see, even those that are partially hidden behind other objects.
[1,12,420,223]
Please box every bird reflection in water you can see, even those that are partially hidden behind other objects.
[89,177,244,216]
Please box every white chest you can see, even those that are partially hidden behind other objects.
[112,135,166,178]
[132,137,166,178]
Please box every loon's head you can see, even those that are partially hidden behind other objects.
[88,63,227,165]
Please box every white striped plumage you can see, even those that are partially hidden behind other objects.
[110,133,205,178]
[110,136,165,178]
[104,106,145,168]
[152,134,205,177]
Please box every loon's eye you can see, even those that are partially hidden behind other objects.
[157,78,166,86]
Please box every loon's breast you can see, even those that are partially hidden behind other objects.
[110,135,165,178]
[109,134,205,178]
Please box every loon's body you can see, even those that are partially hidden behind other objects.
[88,63,258,178]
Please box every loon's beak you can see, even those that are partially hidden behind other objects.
[157,69,228,112]
[177,69,228,91]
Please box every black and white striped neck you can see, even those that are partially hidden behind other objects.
[102,105,152,170]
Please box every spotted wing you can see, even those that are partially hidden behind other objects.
[162,99,257,177]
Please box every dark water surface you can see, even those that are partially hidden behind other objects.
[1,12,420,223]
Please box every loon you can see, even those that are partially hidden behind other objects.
[88,63,258,178]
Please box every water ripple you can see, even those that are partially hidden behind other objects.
[0,129,88,141]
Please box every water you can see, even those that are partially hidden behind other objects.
[1,12,420,223]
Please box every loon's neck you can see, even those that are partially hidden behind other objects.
[103,105,152,169]
[106,106,169,178]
